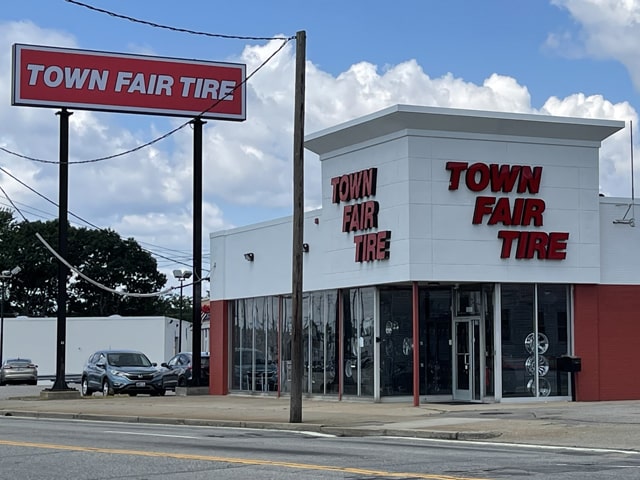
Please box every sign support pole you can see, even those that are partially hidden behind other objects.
[51,108,72,391]
[191,117,205,386]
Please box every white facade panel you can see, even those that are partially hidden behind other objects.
[505,142,596,168]
[577,210,601,245]
[210,106,625,302]
[408,238,434,272]
[211,217,294,300]
[600,198,640,284]
[427,135,509,163]
[576,242,601,270]
[579,165,600,191]
[407,203,433,240]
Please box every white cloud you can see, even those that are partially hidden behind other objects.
[551,0,640,89]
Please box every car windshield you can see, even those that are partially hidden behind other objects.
[5,359,32,367]
[107,353,152,367]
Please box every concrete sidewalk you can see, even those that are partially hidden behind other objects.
[1,392,639,452]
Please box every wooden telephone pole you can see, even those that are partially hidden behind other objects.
[290,30,306,423]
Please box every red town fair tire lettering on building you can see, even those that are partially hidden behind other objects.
[446,161,569,260]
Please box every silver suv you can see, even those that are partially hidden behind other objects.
[81,349,170,397]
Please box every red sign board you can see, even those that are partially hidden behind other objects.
[12,44,246,120]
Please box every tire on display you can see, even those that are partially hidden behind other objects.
[102,379,113,396]
[81,377,93,396]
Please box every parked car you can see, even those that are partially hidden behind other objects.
[81,349,170,397]
[0,358,38,385]
[162,351,210,388]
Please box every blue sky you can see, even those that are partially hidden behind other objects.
[1,0,639,288]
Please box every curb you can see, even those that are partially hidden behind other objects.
[0,409,501,440]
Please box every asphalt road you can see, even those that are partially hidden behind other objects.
[1,415,639,479]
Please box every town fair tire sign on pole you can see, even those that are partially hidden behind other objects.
[11,43,246,391]
[12,44,246,120]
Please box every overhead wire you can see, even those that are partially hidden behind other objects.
[0,185,28,222]
[36,232,177,298]
[64,0,290,41]
[0,175,209,299]
[0,166,198,273]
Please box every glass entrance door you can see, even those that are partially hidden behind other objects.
[453,318,481,402]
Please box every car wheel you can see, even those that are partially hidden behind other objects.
[178,376,187,387]
[102,379,113,396]
[158,389,166,396]
[30,380,37,386]
[81,377,93,396]
[128,393,137,397]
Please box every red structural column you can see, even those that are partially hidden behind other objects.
[210,300,229,395]
[573,284,600,401]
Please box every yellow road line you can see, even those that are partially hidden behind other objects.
[0,439,492,480]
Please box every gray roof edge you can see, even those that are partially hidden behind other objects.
[304,104,402,143]
[304,104,625,155]
[392,104,625,127]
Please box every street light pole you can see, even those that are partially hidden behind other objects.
[0,267,21,366]
[173,269,192,353]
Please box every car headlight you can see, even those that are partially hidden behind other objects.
[109,369,127,377]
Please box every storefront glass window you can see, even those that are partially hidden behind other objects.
[281,296,292,393]
[231,297,279,392]
[342,287,375,397]
[303,291,339,394]
[537,284,569,397]
[501,285,535,397]
[424,289,453,396]
[501,284,569,398]
[380,288,414,396]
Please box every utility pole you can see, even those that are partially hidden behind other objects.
[290,30,306,423]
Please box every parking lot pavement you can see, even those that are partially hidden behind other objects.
[0,382,56,400]
[0,382,181,400]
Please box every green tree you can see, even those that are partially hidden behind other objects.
[0,216,61,316]
[0,210,169,317]
[163,292,194,323]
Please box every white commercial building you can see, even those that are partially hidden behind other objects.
[208,105,640,403]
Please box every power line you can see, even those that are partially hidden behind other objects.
[37,232,210,299]
[0,185,27,222]
[0,165,195,271]
[65,0,292,41]
[0,190,198,270]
